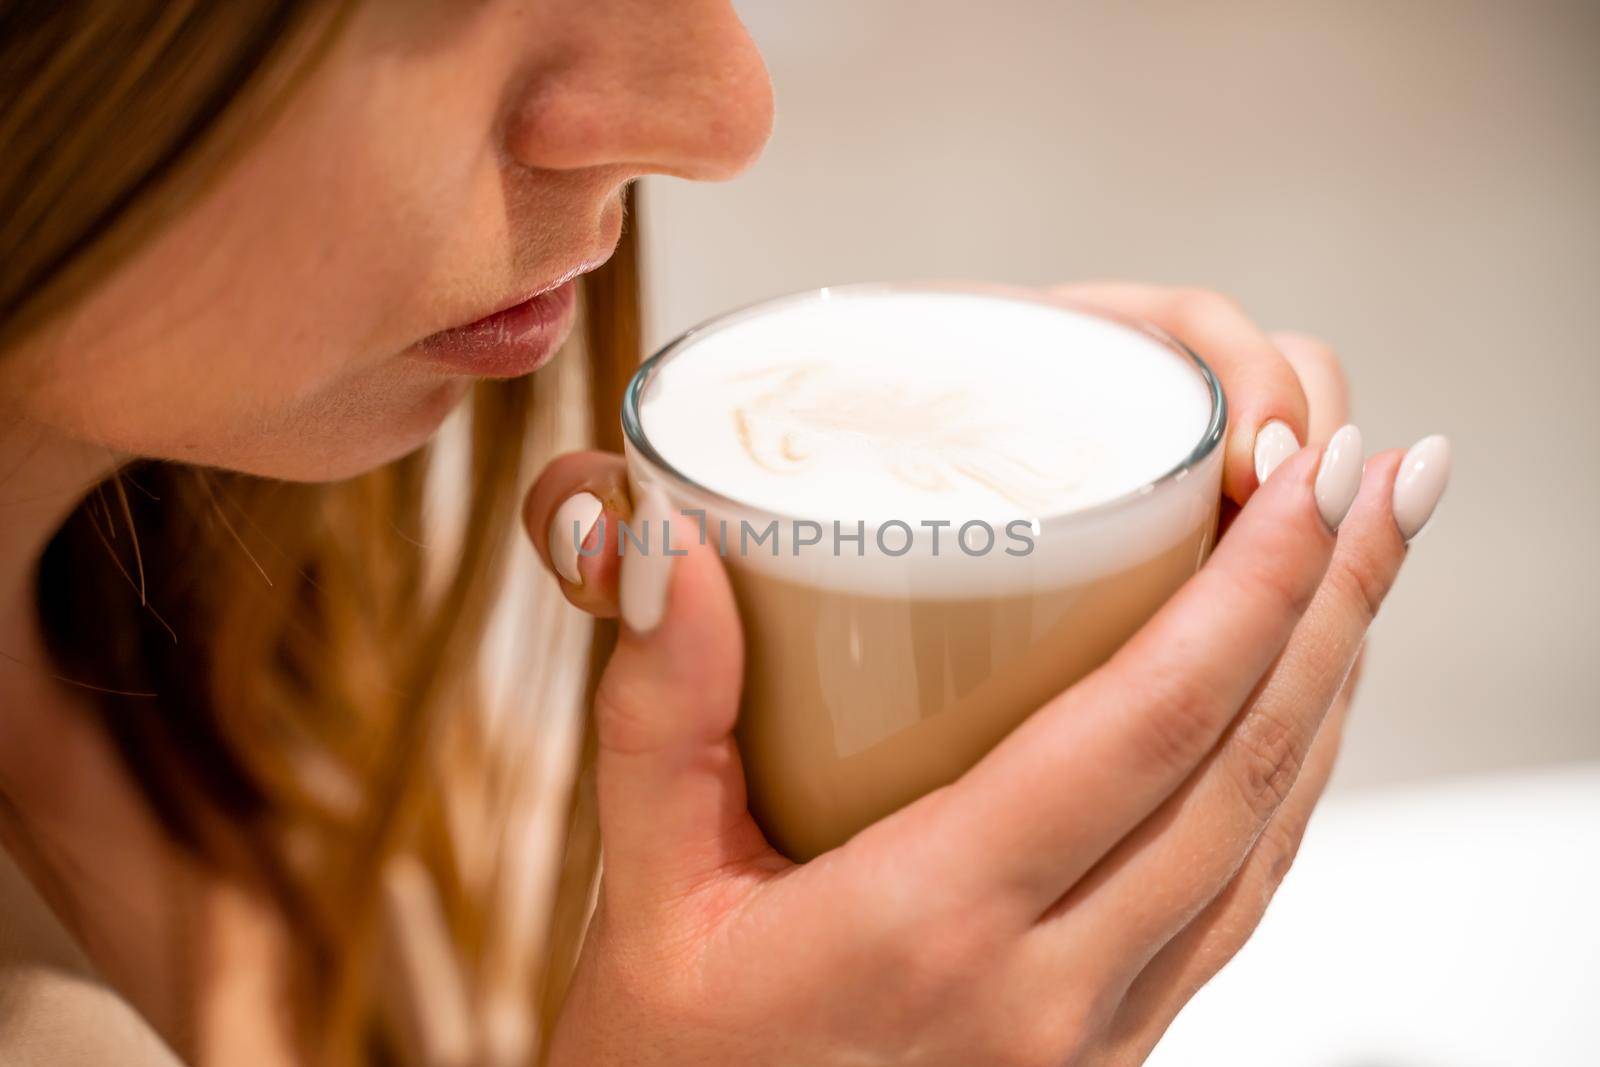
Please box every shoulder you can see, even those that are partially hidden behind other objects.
[0,846,182,1066]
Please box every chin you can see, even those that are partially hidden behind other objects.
[224,377,475,483]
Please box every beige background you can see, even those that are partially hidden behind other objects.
[639,0,1600,790]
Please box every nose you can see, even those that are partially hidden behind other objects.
[506,0,774,182]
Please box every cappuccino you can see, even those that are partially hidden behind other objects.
[624,286,1223,860]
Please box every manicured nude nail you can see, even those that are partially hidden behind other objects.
[1393,434,1451,542]
[1314,424,1364,531]
[620,485,683,634]
[549,492,603,586]
[1254,419,1300,485]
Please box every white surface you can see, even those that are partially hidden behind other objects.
[640,289,1211,524]
[1149,764,1600,1066]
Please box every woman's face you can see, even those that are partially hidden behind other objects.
[5,0,772,481]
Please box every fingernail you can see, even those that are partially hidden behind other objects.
[619,485,680,635]
[549,492,604,586]
[1314,424,1364,531]
[1254,419,1300,485]
[1392,434,1451,542]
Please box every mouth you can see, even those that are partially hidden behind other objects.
[413,257,607,378]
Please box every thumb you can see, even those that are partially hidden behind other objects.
[592,486,780,917]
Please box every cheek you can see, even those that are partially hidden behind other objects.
[19,113,489,478]
[13,2,518,483]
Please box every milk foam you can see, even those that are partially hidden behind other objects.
[638,290,1213,524]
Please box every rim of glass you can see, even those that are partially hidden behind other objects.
[621,281,1227,526]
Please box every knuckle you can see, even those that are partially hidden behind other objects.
[1207,822,1309,968]
[974,982,1106,1067]
[1128,666,1226,777]
[592,671,664,756]
[867,903,986,1001]
[1226,708,1306,823]
[1257,812,1311,893]
[1324,541,1398,628]
[1275,330,1343,371]
[905,927,983,990]
[991,1018,1088,1067]
[1172,286,1245,324]
[538,448,603,487]
[1233,549,1321,622]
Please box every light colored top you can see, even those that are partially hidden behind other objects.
[0,846,181,1066]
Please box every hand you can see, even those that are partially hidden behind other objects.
[522,286,1448,1065]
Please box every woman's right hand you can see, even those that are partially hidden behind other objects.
[521,423,1440,1066]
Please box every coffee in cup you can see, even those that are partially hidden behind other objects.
[620,284,1224,860]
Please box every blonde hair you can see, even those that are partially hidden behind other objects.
[3,2,622,1061]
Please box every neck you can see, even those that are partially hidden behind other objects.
[0,419,217,1052]
[0,419,116,679]
[0,415,122,826]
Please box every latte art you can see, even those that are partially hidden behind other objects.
[638,289,1211,525]
[730,363,1096,512]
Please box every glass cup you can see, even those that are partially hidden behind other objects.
[621,283,1226,860]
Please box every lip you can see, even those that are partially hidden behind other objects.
[415,265,593,378]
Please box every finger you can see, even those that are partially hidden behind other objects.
[1041,449,1407,976]
[1271,331,1350,445]
[522,451,630,618]
[921,444,1337,911]
[1095,676,1356,1065]
[1048,283,1310,505]
[593,487,782,922]
[1214,332,1346,544]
